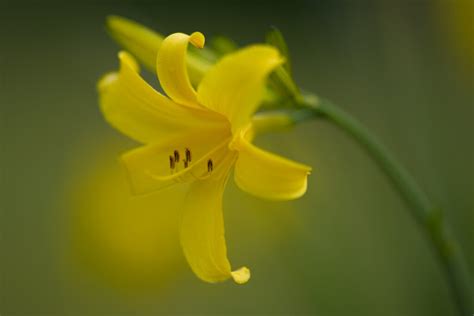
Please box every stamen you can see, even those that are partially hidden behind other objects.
[169,155,175,170]
[207,159,213,173]
[147,139,231,184]
[174,150,180,162]
[185,148,192,163]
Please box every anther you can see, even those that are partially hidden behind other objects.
[207,159,213,173]
[184,159,189,168]
[185,148,192,163]
[174,150,180,162]
[169,155,175,170]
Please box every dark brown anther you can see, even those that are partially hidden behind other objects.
[207,159,213,173]
[184,159,189,168]
[174,150,180,162]
[169,155,175,169]
[185,148,192,163]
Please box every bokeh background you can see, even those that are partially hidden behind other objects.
[1,0,473,315]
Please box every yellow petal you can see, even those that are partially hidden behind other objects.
[197,45,283,132]
[98,51,226,144]
[251,111,294,136]
[180,160,249,284]
[121,134,232,195]
[106,15,164,73]
[156,32,205,108]
[106,16,212,84]
[231,130,312,201]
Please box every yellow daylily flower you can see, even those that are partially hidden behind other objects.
[98,31,311,284]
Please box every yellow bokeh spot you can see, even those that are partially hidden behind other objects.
[65,141,186,292]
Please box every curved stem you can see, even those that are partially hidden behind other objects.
[288,95,472,315]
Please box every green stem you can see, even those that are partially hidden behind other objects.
[289,95,473,315]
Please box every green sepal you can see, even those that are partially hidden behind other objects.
[265,27,301,106]
[266,27,292,74]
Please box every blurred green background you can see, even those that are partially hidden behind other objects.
[1,0,473,315]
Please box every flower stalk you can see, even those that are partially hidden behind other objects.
[274,94,473,316]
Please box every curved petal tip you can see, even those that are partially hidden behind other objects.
[231,266,251,284]
[190,31,205,48]
[118,51,140,72]
[97,72,117,93]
